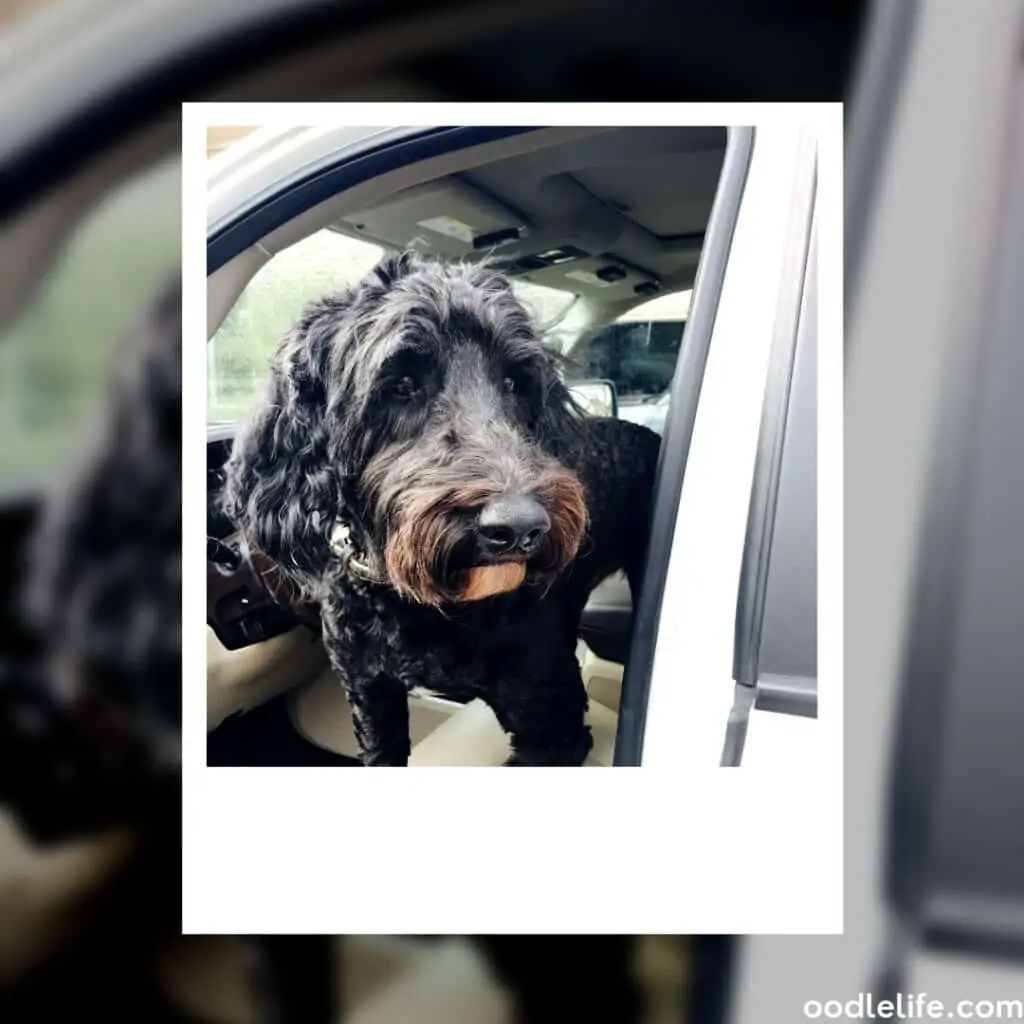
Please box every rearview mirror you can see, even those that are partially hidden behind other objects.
[568,379,618,418]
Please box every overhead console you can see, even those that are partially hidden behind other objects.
[334,177,529,259]
[498,250,664,303]
[330,164,702,304]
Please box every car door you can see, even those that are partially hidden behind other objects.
[733,5,1024,1019]
[721,142,818,764]
[626,125,823,769]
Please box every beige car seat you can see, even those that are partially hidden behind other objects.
[287,641,624,767]
[408,696,618,766]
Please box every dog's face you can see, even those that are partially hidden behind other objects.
[225,253,588,606]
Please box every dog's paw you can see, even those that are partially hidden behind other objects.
[504,728,593,766]
[359,750,411,766]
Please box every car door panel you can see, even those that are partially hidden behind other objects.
[207,624,327,732]
[206,432,329,732]
[579,571,632,665]
[206,437,309,651]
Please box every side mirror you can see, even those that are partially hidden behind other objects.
[568,379,618,418]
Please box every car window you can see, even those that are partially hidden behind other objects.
[206,232,580,425]
[0,158,181,490]
[207,230,384,425]
[574,289,693,402]
[508,278,580,339]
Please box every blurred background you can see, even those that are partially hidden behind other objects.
[1,0,1022,1021]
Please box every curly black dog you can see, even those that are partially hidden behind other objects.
[223,252,661,766]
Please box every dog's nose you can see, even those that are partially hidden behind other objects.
[477,496,551,556]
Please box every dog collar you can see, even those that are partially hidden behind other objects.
[329,520,382,583]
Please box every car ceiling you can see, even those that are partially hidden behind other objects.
[329,126,727,308]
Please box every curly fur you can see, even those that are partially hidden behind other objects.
[0,286,192,1021]
[0,284,182,842]
[223,252,662,767]
[0,285,335,1024]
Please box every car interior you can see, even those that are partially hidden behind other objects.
[205,125,728,767]
[0,3,873,1017]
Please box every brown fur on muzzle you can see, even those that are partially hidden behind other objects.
[461,563,529,601]
[384,469,588,605]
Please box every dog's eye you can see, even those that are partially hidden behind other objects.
[502,376,517,394]
[393,375,420,398]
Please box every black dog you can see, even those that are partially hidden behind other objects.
[223,252,661,766]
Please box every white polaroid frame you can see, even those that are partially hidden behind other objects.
[182,102,843,935]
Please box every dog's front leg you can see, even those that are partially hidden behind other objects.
[489,660,592,767]
[343,673,411,766]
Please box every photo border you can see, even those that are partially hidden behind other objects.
[182,101,843,935]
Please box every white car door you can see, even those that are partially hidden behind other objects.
[633,125,825,771]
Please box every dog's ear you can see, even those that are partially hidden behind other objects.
[474,263,515,294]
[371,251,418,288]
[221,302,342,594]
